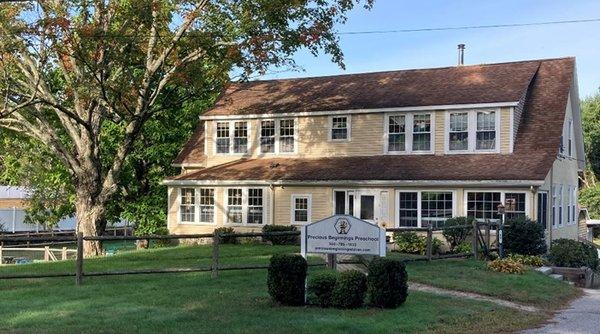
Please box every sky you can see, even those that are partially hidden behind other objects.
[260,0,600,98]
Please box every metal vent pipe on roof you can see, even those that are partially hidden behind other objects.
[457,44,465,66]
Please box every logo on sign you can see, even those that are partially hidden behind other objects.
[334,218,351,234]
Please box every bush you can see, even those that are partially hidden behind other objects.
[214,227,238,244]
[267,254,307,306]
[455,241,472,254]
[262,225,299,245]
[393,232,442,255]
[442,217,474,252]
[331,270,367,309]
[507,254,546,267]
[307,271,339,307]
[504,217,547,255]
[487,258,524,274]
[152,227,175,248]
[548,239,599,270]
[367,258,408,308]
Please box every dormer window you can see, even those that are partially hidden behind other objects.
[329,115,350,141]
[216,122,231,154]
[258,118,296,154]
[214,121,249,154]
[384,113,433,154]
[476,111,496,150]
[445,109,499,153]
[449,113,468,150]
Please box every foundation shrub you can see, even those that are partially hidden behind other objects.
[267,254,307,306]
[307,271,339,307]
[548,239,599,270]
[504,217,547,255]
[331,270,367,309]
[262,225,299,245]
[367,258,408,308]
[214,227,238,244]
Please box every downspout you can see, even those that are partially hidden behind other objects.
[269,184,275,225]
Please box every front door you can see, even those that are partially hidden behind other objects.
[333,189,382,225]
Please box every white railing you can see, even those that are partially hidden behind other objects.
[0,246,77,264]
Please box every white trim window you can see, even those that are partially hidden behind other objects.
[291,195,311,224]
[572,186,577,223]
[198,188,215,223]
[568,118,573,157]
[466,192,502,221]
[504,192,526,221]
[558,184,563,227]
[180,188,196,223]
[279,119,295,153]
[448,112,468,151]
[445,109,499,153]
[385,113,433,154]
[552,185,558,228]
[215,122,230,154]
[225,188,266,225]
[396,191,454,228]
[233,121,249,153]
[260,120,276,153]
[329,115,350,141]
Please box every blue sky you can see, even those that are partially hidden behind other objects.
[261,0,600,98]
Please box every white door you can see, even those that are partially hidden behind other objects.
[333,189,382,225]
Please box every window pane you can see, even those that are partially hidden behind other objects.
[505,193,526,221]
[199,188,214,223]
[248,189,263,224]
[476,112,495,150]
[388,115,406,152]
[412,133,431,151]
[180,188,195,222]
[412,114,431,151]
[449,113,468,151]
[331,116,348,140]
[279,119,295,152]
[216,122,230,153]
[334,191,346,215]
[294,197,309,223]
[227,189,243,224]
[398,192,418,227]
[467,192,501,221]
[233,121,248,153]
[360,196,374,220]
[260,120,275,153]
[421,192,453,228]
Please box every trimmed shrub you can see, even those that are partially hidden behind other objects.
[331,270,367,309]
[507,254,547,267]
[548,239,599,270]
[455,241,472,254]
[442,217,474,252]
[267,254,307,306]
[487,258,524,274]
[262,225,299,245]
[393,232,442,255]
[504,217,547,255]
[214,227,238,244]
[153,227,175,248]
[367,258,408,308]
[307,271,339,307]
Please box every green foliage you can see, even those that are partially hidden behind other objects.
[307,271,339,307]
[548,239,599,270]
[580,185,600,220]
[487,258,525,274]
[267,254,307,306]
[442,217,474,252]
[331,270,367,309]
[456,242,472,254]
[214,227,238,245]
[261,225,299,245]
[506,254,546,267]
[393,232,442,255]
[504,217,547,255]
[151,227,175,248]
[582,93,600,179]
[367,258,408,308]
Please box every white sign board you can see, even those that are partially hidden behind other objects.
[301,215,386,257]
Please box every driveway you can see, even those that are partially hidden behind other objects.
[523,289,600,334]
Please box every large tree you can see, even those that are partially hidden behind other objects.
[0,0,372,256]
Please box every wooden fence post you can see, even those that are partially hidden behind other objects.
[211,232,220,278]
[44,246,50,261]
[0,245,3,265]
[485,221,491,253]
[76,232,83,286]
[426,225,433,261]
[62,247,67,260]
[471,220,478,259]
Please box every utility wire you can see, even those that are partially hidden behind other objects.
[338,18,600,35]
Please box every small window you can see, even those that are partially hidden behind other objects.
[558,185,563,226]
[388,115,406,152]
[279,119,295,153]
[505,193,526,221]
[334,190,346,215]
[449,113,468,151]
[216,122,230,154]
[198,188,215,223]
[572,186,577,223]
[467,192,501,221]
[247,188,264,224]
[476,111,496,150]
[260,120,276,153]
[398,192,418,227]
[330,116,349,140]
[537,192,548,230]
[412,114,431,151]
[233,121,248,154]
[180,188,196,222]
[292,195,311,224]
[552,185,557,227]
[226,188,243,224]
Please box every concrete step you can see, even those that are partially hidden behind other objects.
[536,266,553,275]
[549,274,564,281]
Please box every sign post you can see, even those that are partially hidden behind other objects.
[497,204,506,259]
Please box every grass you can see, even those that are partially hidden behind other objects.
[0,244,577,333]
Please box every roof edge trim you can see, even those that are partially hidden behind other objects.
[199,101,519,120]
[163,179,543,187]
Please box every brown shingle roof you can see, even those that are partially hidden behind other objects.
[204,60,541,117]
[172,121,206,165]
[171,57,575,182]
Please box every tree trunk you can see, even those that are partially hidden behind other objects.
[75,197,106,257]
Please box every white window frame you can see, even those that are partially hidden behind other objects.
[278,118,298,154]
[394,190,456,228]
[444,109,500,154]
[259,119,276,154]
[291,194,312,225]
[568,118,573,157]
[463,190,530,222]
[328,115,351,141]
[223,187,268,226]
[552,185,558,228]
[558,184,563,227]
[572,185,578,224]
[177,187,216,225]
[213,121,251,156]
[384,112,435,154]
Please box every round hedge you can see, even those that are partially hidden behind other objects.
[504,217,547,255]
[267,254,307,306]
[548,239,599,270]
[367,257,408,308]
[307,271,339,307]
[331,270,367,309]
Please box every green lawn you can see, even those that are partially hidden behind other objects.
[0,244,577,333]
